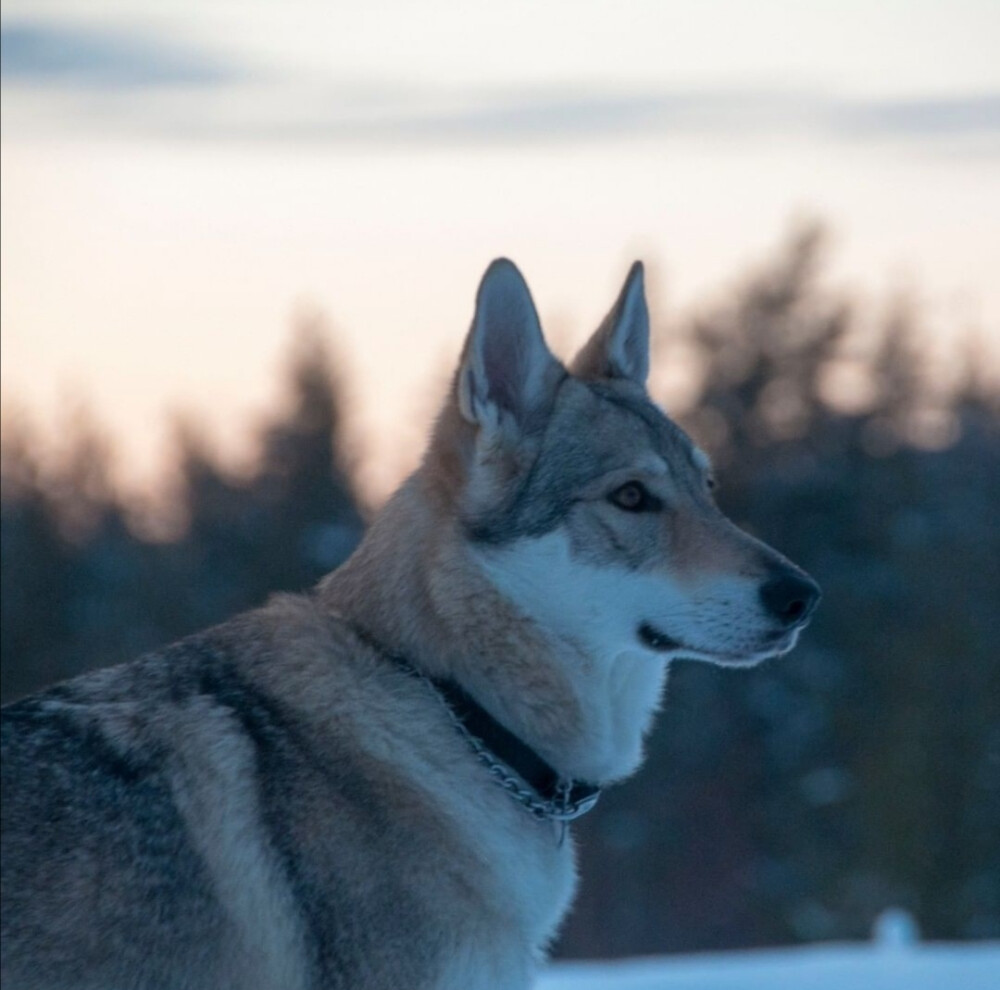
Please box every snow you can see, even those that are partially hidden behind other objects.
[537,942,1000,990]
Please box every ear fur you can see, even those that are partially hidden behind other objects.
[572,261,650,386]
[457,259,563,436]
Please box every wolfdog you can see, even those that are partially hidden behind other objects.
[1,260,819,989]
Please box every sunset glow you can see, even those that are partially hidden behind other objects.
[3,1,999,500]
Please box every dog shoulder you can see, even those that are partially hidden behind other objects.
[0,596,355,989]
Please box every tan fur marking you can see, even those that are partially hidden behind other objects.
[666,508,769,581]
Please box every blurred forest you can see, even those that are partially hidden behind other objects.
[1,225,998,955]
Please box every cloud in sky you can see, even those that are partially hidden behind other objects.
[293,91,1000,146]
[841,95,1000,138]
[2,19,998,148]
[0,20,236,88]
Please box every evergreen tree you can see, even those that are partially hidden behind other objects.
[0,316,365,702]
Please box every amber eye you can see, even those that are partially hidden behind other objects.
[608,481,661,513]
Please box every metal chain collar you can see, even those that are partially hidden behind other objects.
[412,666,601,824]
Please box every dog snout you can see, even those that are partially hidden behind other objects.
[759,569,821,627]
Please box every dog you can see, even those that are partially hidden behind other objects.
[1,259,820,989]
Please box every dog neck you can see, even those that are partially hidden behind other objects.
[318,474,642,785]
[338,619,602,824]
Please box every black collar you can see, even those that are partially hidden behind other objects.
[426,674,602,822]
[348,623,601,823]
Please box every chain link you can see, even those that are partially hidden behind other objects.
[412,666,600,823]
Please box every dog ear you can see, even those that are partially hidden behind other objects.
[572,261,649,386]
[457,259,563,434]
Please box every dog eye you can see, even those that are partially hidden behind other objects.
[706,476,717,492]
[608,481,661,513]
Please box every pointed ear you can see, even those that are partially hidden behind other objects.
[457,259,563,434]
[572,261,650,386]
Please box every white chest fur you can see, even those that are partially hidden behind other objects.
[438,791,578,990]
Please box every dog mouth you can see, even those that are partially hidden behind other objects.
[637,622,796,663]
[638,622,682,652]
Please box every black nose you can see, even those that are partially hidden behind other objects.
[760,569,821,627]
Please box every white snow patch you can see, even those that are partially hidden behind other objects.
[537,942,1000,990]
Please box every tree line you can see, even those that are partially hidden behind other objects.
[2,225,997,954]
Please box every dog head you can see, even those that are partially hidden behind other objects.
[428,258,820,670]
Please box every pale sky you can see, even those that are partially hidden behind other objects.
[2,1,999,500]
